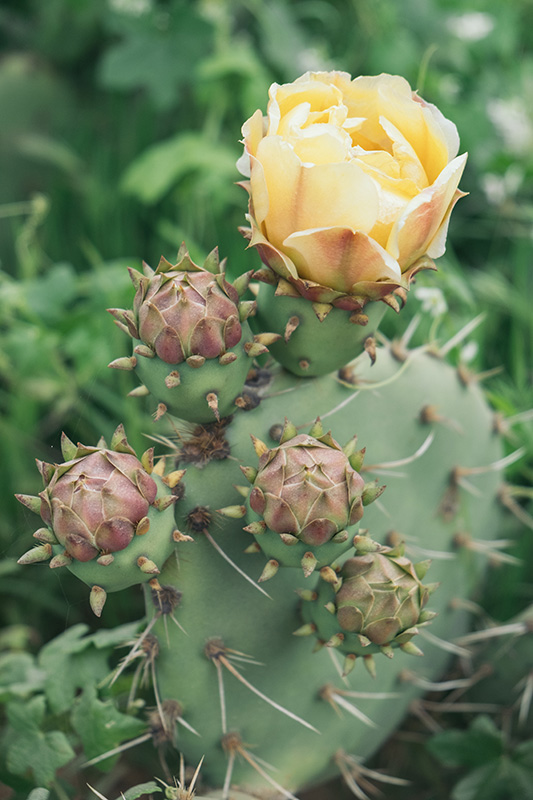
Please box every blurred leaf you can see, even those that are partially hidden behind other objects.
[71,684,146,767]
[5,695,75,786]
[428,715,504,768]
[452,758,533,800]
[98,2,213,109]
[121,133,237,205]
[0,652,45,701]
[116,782,162,800]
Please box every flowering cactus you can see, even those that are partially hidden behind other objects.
[8,69,516,800]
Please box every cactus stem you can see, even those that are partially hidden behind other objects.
[206,391,220,421]
[207,641,319,734]
[284,315,300,341]
[202,528,272,599]
[258,559,279,583]
[89,585,107,617]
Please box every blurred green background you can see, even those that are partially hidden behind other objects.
[1,0,532,796]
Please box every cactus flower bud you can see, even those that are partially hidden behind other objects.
[302,540,435,663]
[244,420,367,574]
[109,245,270,423]
[16,426,180,612]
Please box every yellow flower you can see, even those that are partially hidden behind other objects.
[238,71,467,309]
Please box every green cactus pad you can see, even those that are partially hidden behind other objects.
[150,344,503,793]
[252,282,388,376]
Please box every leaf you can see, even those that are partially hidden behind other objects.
[6,696,75,786]
[117,782,162,800]
[97,4,213,109]
[71,684,146,768]
[428,715,504,768]
[27,790,50,800]
[0,651,46,701]
[120,133,238,205]
[452,757,533,800]
[38,624,111,713]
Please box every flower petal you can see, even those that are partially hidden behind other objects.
[283,228,401,293]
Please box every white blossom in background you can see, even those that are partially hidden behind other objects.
[109,0,152,16]
[460,340,479,364]
[487,97,533,157]
[446,12,495,42]
[481,166,523,206]
[414,287,448,317]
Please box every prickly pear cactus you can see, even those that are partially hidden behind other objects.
[12,69,515,798]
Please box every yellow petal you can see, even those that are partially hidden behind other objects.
[386,154,468,269]
[283,228,401,292]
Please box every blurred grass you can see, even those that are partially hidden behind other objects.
[0,0,532,796]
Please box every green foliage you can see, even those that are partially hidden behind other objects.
[429,717,533,800]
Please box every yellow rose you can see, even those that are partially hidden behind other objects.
[238,71,467,310]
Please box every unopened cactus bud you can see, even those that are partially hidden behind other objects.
[302,540,435,665]
[109,246,274,423]
[16,425,179,613]
[245,419,366,575]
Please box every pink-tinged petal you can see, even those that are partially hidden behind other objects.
[299,518,337,546]
[190,318,226,359]
[249,487,266,516]
[283,228,401,293]
[247,213,299,280]
[387,154,467,269]
[262,494,299,535]
[138,301,166,345]
[223,315,242,350]
[154,326,185,364]
[95,517,135,552]
[64,533,99,562]
[51,499,93,548]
